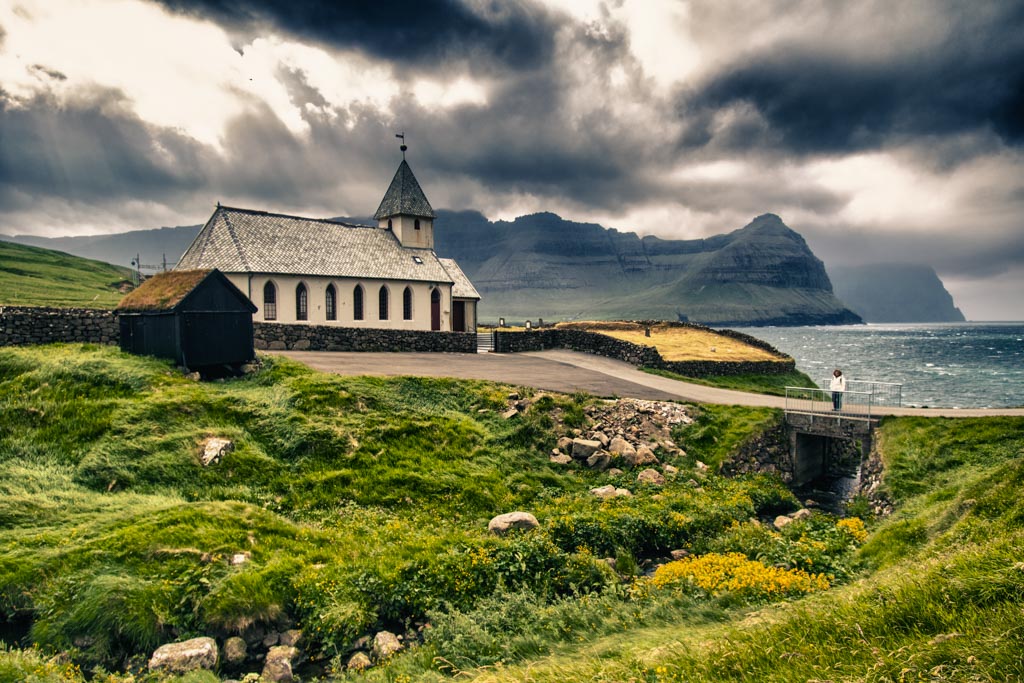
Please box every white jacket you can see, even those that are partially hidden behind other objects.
[830,375,846,392]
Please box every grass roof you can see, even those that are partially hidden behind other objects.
[116,269,211,312]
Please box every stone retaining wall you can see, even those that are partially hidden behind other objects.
[254,322,476,353]
[0,306,118,346]
[493,327,795,377]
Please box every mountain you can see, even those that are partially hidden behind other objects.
[0,240,132,309]
[3,212,862,326]
[432,211,862,326]
[828,264,966,322]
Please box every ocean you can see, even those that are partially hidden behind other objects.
[732,323,1024,409]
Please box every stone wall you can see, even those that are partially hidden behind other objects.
[254,322,476,353]
[492,328,795,377]
[0,306,118,346]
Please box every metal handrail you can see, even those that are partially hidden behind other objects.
[785,386,874,421]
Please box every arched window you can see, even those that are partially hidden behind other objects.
[414,218,421,231]
[387,219,393,230]
[378,285,389,320]
[403,286,413,320]
[263,281,277,321]
[353,285,364,321]
[296,283,308,321]
[325,284,337,321]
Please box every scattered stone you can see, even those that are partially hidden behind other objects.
[229,552,250,566]
[571,428,582,436]
[262,645,298,683]
[592,431,610,447]
[557,436,574,453]
[348,651,372,671]
[488,511,540,536]
[549,453,572,465]
[628,444,659,467]
[200,437,234,466]
[148,637,218,675]
[279,630,303,648]
[805,499,818,508]
[185,371,201,381]
[608,437,636,458]
[508,392,520,401]
[222,637,247,667]
[636,468,665,486]
[372,631,402,662]
[590,485,618,499]
[586,451,611,470]
[571,438,602,460]
[670,549,690,561]
[501,408,519,420]
[687,479,700,488]
[774,515,794,530]
[607,468,624,476]
[663,464,679,475]
[694,460,709,473]
[352,635,372,652]
[263,632,280,648]
[792,508,813,521]
[614,487,633,497]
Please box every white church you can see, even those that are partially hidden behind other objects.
[176,152,480,332]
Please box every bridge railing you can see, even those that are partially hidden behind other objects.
[821,379,902,407]
[785,387,874,421]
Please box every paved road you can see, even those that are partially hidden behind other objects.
[278,349,1024,418]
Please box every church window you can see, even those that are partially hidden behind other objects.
[353,285,364,320]
[379,285,390,320]
[388,219,393,230]
[325,284,336,321]
[414,219,420,231]
[403,286,413,320]
[263,281,277,321]
[296,283,308,321]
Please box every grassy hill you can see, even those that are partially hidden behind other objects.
[0,345,1021,682]
[0,240,132,309]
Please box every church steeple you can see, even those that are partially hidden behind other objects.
[375,142,436,249]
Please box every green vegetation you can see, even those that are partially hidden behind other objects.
[0,241,132,309]
[644,366,817,396]
[1,345,1021,682]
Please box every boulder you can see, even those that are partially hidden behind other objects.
[488,511,540,536]
[200,437,234,466]
[372,631,402,662]
[614,487,633,497]
[636,469,665,486]
[549,453,572,465]
[625,445,658,467]
[586,451,611,471]
[571,438,602,460]
[695,460,709,473]
[348,651,372,671]
[262,645,298,683]
[280,629,303,648]
[774,515,794,530]
[670,549,690,561]
[557,436,574,452]
[663,464,679,475]
[792,508,813,521]
[590,485,617,499]
[607,468,624,476]
[592,431,610,447]
[148,637,218,674]
[222,636,247,667]
[608,437,636,458]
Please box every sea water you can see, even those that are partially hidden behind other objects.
[733,323,1024,409]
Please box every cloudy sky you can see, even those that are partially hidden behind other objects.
[1,0,1022,319]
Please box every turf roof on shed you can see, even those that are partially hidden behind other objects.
[116,269,211,312]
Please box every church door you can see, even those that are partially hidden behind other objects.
[431,289,441,331]
[452,301,466,332]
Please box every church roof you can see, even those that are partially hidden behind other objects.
[439,258,481,300]
[176,206,453,284]
[373,159,436,220]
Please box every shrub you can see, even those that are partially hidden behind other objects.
[650,553,830,600]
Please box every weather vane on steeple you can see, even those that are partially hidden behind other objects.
[396,132,407,159]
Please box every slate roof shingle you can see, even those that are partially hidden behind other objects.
[373,160,436,219]
[176,206,454,285]
[439,258,481,300]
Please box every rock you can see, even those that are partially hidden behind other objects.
[262,645,298,683]
[501,408,519,420]
[607,468,624,476]
[352,635,372,651]
[636,468,665,486]
[508,392,520,401]
[774,515,794,529]
[590,485,618,499]
[549,453,572,465]
[608,437,636,458]
[200,437,234,466]
[185,371,202,381]
[695,460,709,473]
[372,631,402,662]
[670,549,690,560]
[571,438,602,460]
[557,436,574,452]
[805,499,818,508]
[687,479,700,488]
[229,552,249,566]
[586,451,611,470]
[348,651,372,671]
[792,508,813,521]
[263,632,280,648]
[148,637,218,674]
[488,511,540,535]
[280,629,303,647]
[628,444,658,467]
[614,487,633,497]
[663,464,678,475]
[592,431,610,447]
[222,637,247,667]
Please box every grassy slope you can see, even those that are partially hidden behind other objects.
[0,240,131,309]
[644,366,817,397]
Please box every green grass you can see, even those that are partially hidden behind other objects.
[670,404,783,471]
[643,366,817,396]
[0,241,131,309]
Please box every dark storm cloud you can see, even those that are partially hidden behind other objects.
[151,0,560,70]
[683,3,1024,156]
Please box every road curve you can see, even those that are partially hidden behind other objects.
[276,349,1024,418]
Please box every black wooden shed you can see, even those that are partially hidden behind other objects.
[117,269,257,370]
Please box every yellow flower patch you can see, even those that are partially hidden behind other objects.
[837,517,869,543]
[650,552,830,598]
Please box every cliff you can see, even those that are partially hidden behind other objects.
[828,264,966,322]
[434,211,861,326]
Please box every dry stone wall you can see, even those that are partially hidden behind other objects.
[0,306,117,346]
[254,322,476,353]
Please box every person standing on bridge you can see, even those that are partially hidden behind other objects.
[830,369,846,410]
